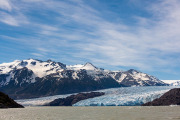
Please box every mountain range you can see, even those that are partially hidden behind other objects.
[0,59,167,99]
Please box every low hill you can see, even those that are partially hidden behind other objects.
[45,92,105,106]
[0,91,24,108]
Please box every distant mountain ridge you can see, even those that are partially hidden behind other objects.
[0,59,167,99]
[161,80,180,86]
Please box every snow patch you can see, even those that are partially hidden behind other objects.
[131,72,149,81]
[118,73,127,82]
[72,71,79,79]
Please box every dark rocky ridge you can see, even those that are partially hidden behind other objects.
[0,91,24,108]
[142,88,180,106]
[45,92,105,106]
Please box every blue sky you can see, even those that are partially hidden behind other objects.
[0,0,180,80]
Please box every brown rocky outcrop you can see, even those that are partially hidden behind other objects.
[142,88,180,106]
[45,92,105,106]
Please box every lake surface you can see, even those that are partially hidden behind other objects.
[0,106,180,120]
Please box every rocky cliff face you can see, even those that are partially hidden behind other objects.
[142,88,180,106]
[0,59,167,99]
[0,91,24,108]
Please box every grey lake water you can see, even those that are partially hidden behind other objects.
[0,106,180,120]
[2,86,180,120]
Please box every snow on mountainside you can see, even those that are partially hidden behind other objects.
[67,62,97,71]
[109,69,166,86]
[81,62,98,70]
[0,59,65,78]
[0,59,66,86]
[0,59,167,99]
[0,59,167,87]
[66,64,84,70]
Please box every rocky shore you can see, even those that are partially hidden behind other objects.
[0,91,24,108]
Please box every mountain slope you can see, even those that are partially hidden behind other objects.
[0,59,167,99]
[109,69,166,87]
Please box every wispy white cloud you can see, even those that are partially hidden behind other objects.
[62,0,180,72]
[1,0,180,74]
[0,0,29,26]
[31,53,45,57]
[0,12,19,26]
[0,0,12,11]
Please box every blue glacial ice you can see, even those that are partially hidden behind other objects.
[16,86,178,106]
[73,86,178,106]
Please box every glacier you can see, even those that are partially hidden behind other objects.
[15,94,74,106]
[16,86,178,106]
[73,86,178,106]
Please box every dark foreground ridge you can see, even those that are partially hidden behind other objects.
[0,91,24,108]
[45,92,105,106]
[142,88,180,106]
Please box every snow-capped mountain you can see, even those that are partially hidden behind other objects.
[0,59,167,99]
[109,69,166,86]
[67,62,98,71]
[170,81,180,86]
[161,80,180,86]
[0,59,65,79]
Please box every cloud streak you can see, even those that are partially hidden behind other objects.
[0,0,12,11]
[0,0,180,78]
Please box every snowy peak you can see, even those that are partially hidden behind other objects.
[127,69,140,74]
[67,62,98,71]
[0,60,21,74]
[81,62,98,70]
[110,69,166,86]
[124,69,156,81]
